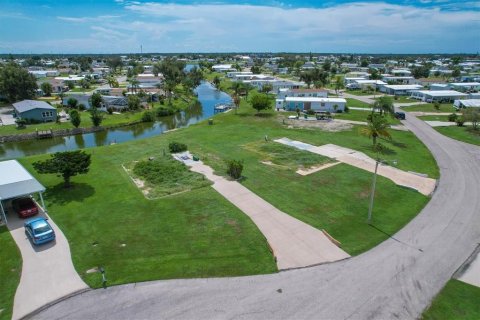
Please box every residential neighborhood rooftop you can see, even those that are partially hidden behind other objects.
[12,100,56,113]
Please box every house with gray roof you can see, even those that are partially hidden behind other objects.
[12,100,57,122]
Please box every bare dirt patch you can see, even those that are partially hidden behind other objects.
[282,118,354,132]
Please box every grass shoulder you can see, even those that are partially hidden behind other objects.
[0,226,22,320]
[422,280,480,320]
[402,103,456,113]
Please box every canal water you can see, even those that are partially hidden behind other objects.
[0,82,231,159]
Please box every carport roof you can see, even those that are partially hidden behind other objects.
[0,160,45,200]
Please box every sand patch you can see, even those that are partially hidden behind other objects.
[296,162,341,176]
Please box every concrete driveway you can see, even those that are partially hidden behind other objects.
[0,107,16,126]
[32,113,480,320]
[174,154,349,270]
[7,206,88,320]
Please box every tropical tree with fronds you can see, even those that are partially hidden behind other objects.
[376,96,394,117]
[334,76,344,95]
[129,79,140,94]
[233,94,241,114]
[360,114,391,147]
[212,75,221,90]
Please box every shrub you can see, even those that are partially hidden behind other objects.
[226,159,243,180]
[344,105,349,113]
[456,116,465,127]
[168,142,187,153]
[15,118,27,128]
[106,107,114,114]
[448,113,458,122]
[141,111,155,122]
[394,95,398,100]
[433,101,441,110]
[306,109,315,115]
[78,104,86,111]
[156,106,175,117]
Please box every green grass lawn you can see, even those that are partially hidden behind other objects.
[346,98,371,109]
[0,227,22,320]
[12,98,438,297]
[434,126,480,146]
[0,111,145,136]
[418,115,451,122]
[345,90,376,96]
[374,96,414,103]
[402,103,456,113]
[125,156,212,199]
[422,280,480,320]
[333,109,401,125]
[69,87,96,93]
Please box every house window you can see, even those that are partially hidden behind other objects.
[321,103,325,107]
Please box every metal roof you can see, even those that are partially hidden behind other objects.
[12,100,56,113]
[383,85,423,90]
[455,99,480,108]
[285,97,347,103]
[0,160,45,200]
[417,90,468,97]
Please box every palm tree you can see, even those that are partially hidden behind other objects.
[230,82,242,96]
[129,79,140,94]
[233,94,241,114]
[360,114,391,146]
[334,76,344,95]
[212,76,221,90]
[376,96,394,117]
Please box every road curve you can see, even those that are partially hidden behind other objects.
[33,114,480,320]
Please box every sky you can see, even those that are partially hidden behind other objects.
[0,0,479,54]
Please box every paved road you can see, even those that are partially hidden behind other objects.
[176,153,349,270]
[33,113,480,320]
[7,208,87,320]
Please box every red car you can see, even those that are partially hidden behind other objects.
[12,197,39,218]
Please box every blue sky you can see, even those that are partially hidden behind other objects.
[0,0,479,54]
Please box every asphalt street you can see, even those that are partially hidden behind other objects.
[33,112,480,320]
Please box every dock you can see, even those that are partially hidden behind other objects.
[36,129,53,139]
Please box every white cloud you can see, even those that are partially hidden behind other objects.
[6,2,480,53]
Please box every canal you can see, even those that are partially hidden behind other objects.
[0,82,231,160]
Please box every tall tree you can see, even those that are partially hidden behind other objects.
[360,114,391,146]
[233,94,241,114]
[90,106,103,127]
[90,92,103,109]
[106,56,123,73]
[334,76,344,95]
[376,96,394,116]
[70,109,81,128]
[212,76,221,90]
[0,62,38,102]
[41,82,53,96]
[67,97,78,109]
[33,150,91,188]
[250,93,272,115]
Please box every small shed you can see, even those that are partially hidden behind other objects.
[12,100,57,122]
[0,160,47,224]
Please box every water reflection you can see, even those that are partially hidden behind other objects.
[0,82,231,159]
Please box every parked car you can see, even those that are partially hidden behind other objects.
[12,197,39,218]
[24,217,55,245]
[394,112,406,120]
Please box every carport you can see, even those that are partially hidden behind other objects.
[0,160,46,224]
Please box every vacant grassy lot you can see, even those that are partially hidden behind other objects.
[402,103,456,113]
[125,156,212,199]
[435,126,480,146]
[418,115,451,122]
[243,140,333,170]
[346,98,371,109]
[334,109,401,125]
[0,227,22,320]
[422,280,480,320]
[16,98,437,294]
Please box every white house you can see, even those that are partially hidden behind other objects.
[212,64,236,72]
[382,76,417,85]
[348,79,387,90]
[429,83,450,91]
[379,84,423,96]
[448,82,480,92]
[410,90,468,102]
[227,71,252,78]
[281,97,346,113]
[284,88,328,98]
[454,99,480,110]
[344,77,367,85]
[391,69,412,77]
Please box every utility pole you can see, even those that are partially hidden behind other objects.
[367,158,380,224]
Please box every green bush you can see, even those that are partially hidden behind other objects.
[448,113,458,122]
[106,107,114,114]
[168,142,187,153]
[226,159,244,179]
[156,106,175,117]
[15,118,27,128]
[456,116,465,127]
[141,111,155,122]
[78,104,86,111]
[306,109,315,115]
[344,105,349,113]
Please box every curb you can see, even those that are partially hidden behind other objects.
[20,288,91,320]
